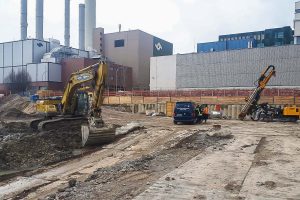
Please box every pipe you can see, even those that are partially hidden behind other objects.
[36,0,44,40]
[85,0,96,50]
[79,4,85,50]
[21,0,27,40]
[65,0,70,46]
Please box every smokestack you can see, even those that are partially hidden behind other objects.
[85,0,96,50]
[64,0,70,46]
[36,0,44,40]
[79,4,85,50]
[119,24,121,32]
[21,0,27,40]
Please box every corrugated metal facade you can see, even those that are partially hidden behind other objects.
[176,45,300,89]
[150,45,300,90]
[0,39,89,86]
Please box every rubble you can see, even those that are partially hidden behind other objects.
[115,122,144,136]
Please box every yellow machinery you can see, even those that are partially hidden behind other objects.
[239,65,276,120]
[36,98,61,117]
[239,65,300,122]
[31,60,116,146]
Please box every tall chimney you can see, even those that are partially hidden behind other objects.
[36,0,44,40]
[21,0,27,40]
[65,0,70,46]
[79,4,85,50]
[85,0,96,50]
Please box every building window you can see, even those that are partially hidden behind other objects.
[261,35,265,40]
[257,35,261,40]
[114,39,125,47]
[276,32,284,39]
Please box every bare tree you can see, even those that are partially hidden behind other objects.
[4,69,32,94]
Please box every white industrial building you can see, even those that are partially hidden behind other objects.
[150,45,300,91]
[295,1,300,44]
[0,0,97,92]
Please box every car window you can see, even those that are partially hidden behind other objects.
[176,103,192,108]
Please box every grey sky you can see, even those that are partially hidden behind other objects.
[0,0,296,53]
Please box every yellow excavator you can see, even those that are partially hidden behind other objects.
[239,65,300,122]
[32,60,116,146]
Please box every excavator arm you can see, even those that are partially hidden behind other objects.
[88,61,108,128]
[61,64,96,115]
[61,61,107,117]
[238,65,276,120]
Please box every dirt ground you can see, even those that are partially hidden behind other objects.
[0,103,300,200]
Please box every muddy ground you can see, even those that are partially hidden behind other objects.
[0,99,300,199]
[0,119,83,171]
[46,132,232,200]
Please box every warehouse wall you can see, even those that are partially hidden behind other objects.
[104,31,140,87]
[176,45,300,89]
[150,55,177,90]
[103,30,173,90]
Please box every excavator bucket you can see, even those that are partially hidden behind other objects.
[81,125,116,146]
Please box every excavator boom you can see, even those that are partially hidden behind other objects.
[238,65,276,120]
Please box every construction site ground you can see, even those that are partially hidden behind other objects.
[0,99,300,199]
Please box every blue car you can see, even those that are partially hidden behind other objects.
[173,102,197,124]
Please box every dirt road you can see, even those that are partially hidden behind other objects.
[1,108,300,200]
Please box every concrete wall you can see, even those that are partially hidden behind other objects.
[150,55,177,90]
[104,30,141,87]
[93,27,104,54]
[103,30,173,90]
[138,31,153,89]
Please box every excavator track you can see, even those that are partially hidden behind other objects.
[37,117,88,132]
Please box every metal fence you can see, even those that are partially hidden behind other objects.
[104,88,300,97]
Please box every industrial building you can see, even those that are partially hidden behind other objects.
[93,29,173,89]
[0,0,138,93]
[0,0,173,93]
[294,1,300,44]
[0,38,89,92]
[198,26,294,53]
[61,58,132,91]
[150,45,300,90]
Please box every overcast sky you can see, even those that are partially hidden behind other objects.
[0,0,297,53]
